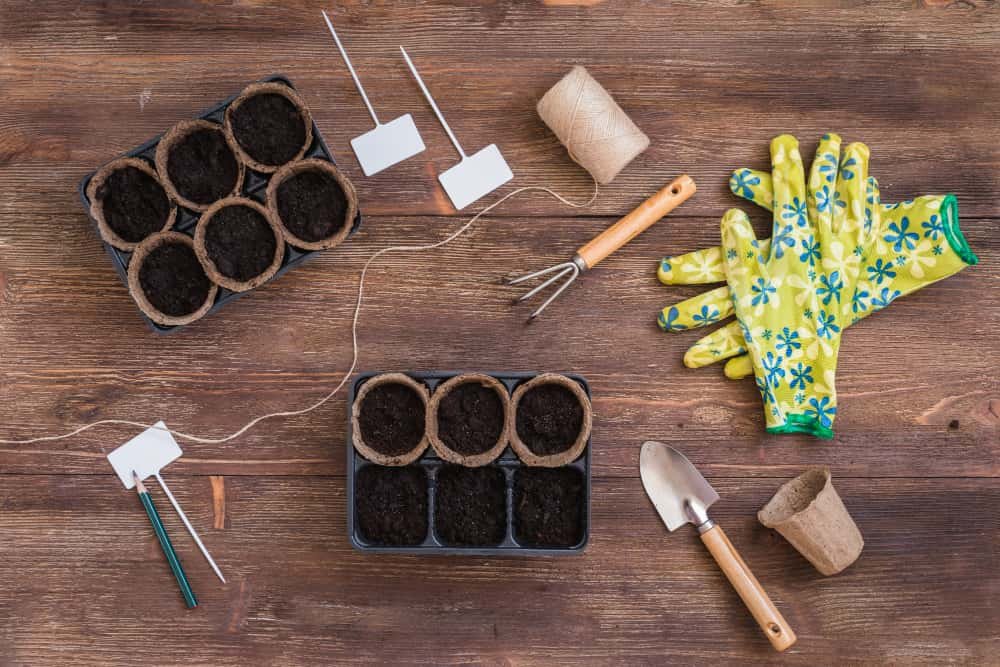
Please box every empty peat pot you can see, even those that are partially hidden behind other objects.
[224,82,313,173]
[266,158,358,250]
[87,157,177,251]
[427,374,510,466]
[155,119,244,211]
[433,464,507,547]
[355,465,428,546]
[351,373,430,466]
[514,467,585,548]
[127,231,218,326]
[193,197,285,292]
[509,373,592,466]
[758,467,864,576]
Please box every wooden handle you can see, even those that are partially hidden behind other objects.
[700,524,796,652]
[576,174,696,269]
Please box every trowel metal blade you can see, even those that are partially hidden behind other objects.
[639,441,719,532]
[350,113,426,176]
[106,421,181,489]
[438,143,513,210]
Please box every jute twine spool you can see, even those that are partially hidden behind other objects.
[537,65,650,185]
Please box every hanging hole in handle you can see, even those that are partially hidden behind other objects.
[670,185,680,195]
[768,623,782,635]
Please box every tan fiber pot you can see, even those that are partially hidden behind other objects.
[194,197,285,292]
[428,374,510,467]
[758,468,864,576]
[224,82,313,173]
[509,373,592,467]
[351,373,430,466]
[127,231,218,327]
[266,158,358,251]
[155,119,244,212]
[87,157,177,251]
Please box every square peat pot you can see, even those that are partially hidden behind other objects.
[347,371,591,556]
[78,74,363,334]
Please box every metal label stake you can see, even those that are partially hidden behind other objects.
[399,46,513,210]
[322,11,425,176]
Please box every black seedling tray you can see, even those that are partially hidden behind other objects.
[78,74,362,334]
[347,371,591,556]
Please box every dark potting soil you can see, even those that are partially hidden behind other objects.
[138,242,212,317]
[95,166,170,243]
[433,465,506,546]
[358,382,426,457]
[204,205,278,281]
[515,383,584,456]
[276,169,349,243]
[514,467,585,548]
[355,465,428,546]
[436,382,505,456]
[230,93,307,167]
[166,127,240,205]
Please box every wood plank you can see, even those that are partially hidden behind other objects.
[0,475,996,665]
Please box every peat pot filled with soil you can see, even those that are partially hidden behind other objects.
[87,157,176,251]
[351,373,430,466]
[355,465,428,546]
[427,374,510,466]
[127,231,218,327]
[510,373,592,467]
[514,467,586,548]
[224,82,313,173]
[433,465,507,547]
[194,197,285,292]
[155,119,244,211]
[267,158,358,251]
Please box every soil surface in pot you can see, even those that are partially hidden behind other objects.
[355,465,428,546]
[138,242,212,317]
[204,205,278,281]
[166,127,240,205]
[514,467,585,547]
[437,383,505,456]
[358,381,426,457]
[95,166,171,242]
[230,93,307,167]
[434,465,506,546]
[516,383,584,456]
[276,169,350,243]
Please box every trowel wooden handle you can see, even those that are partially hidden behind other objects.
[576,175,696,269]
[700,524,796,652]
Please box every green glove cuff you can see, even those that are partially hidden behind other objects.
[767,414,834,440]
[941,194,978,266]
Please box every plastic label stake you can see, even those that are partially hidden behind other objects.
[322,11,425,176]
[107,421,226,584]
[399,46,513,210]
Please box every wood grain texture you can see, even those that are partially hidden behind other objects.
[0,0,998,664]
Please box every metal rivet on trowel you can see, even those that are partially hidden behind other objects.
[322,11,426,176]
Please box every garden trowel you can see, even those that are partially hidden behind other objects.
[639,441,796,651]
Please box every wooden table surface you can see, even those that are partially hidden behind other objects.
[1,1,998,664]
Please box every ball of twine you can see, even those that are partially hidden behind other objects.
[537,65,650,185]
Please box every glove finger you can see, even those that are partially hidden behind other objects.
[657,246,725,285]
[683,322,747,368]
[729,168,773,211]
[807,132,842,230]
[864,176,881,240]
[723,354,754,379]
[768,135,807,267]
[657,286,733,332]
[835,141,871,239]
[720,208,766,295]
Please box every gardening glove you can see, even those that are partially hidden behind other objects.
[658,140,978,380]
[715,133,878,438]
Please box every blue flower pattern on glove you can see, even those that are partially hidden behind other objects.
[775,327,801,357]
[771,224,796,259]
[922,215,944,240]
[816,271,843,305]
[866,258,897,284]
[871,287,901,311]
[729,169,760,199]
[884,217,919,252]
[658,306,686,332]
[761,351,785,388]
[799,236,820,266]
[816,311,840,339]
[751,278,776,306]
[789,362,814,390]
[782,197,808,227]
[805,396,836,428]
[692,305,720,325]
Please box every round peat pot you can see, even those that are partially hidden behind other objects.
[127,231,218,327]
[193,197,285,292]
[155,119,244,211]
[266,158,358,251]
[427,374,510,467]
[224,82,313,173]
[509,373,592,467]
[351,373,430,466]
[87,157,177,251]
